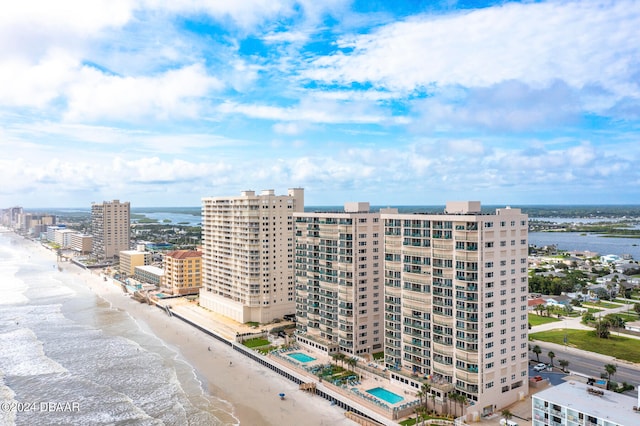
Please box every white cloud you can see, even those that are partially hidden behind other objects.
[0,51,78,108]
[218,96,402,125]
[145,0,296,31]
[304,1,640,104]
[64,64,223,122]
[412,80,581,131]
[0,1,134,61]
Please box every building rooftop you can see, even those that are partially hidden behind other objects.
[533,380,639,425]
[166,250,202,259]
[135,265,164,275]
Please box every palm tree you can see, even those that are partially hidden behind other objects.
[501,409,513,422]
[421,382,431,412]
[331,353,340,366]
[558,359,569,372]
[457,394,467,417]
[430,393,436,415]
[548,351,556,368]
[346,357,356,373]
[532,345,542,362]
[449,392,459,417]
[604,363,617,381]
[595,318,611,338]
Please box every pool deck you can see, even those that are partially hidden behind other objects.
[269,346,418,417]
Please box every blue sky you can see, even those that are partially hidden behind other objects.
[1,0,639,208]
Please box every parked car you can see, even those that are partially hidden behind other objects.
[533,363,547,372]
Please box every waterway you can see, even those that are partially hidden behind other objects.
[528,232,640,259]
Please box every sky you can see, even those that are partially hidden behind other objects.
[1,0,639,208]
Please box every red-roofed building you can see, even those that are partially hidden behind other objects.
[163,250,202,295]
[528,297,546,311]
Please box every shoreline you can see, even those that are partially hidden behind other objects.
[14,235,354,425]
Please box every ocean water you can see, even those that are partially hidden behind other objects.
[0,233,234,425]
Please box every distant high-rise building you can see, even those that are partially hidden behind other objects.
[22,212,56,235]
[381,201,529,416]
[200,188,304,323]
[0,207,24,229]
[294,202,392,358]
[91,200,130,260]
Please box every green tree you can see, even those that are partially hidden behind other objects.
[501,409,513,422]
[595,318,611,338]
[532,345,542,362]
[634,303,640,314]
[582,312,595,323]
[604,363,617,381]
[558,359,569,372]
[604,314,625,328]
[548,351,556,367]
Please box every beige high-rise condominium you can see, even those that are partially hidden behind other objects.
[200,189,304,323]
[294,202,396,358]
[91,200,130,260]
[381,201,529,417]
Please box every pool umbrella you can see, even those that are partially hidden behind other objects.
[279,393,285,400]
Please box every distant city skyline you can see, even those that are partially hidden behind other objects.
[1,1,639,208]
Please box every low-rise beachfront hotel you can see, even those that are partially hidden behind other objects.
[532,380,639,426]
[294,202,397,358]
[380,202,529,418]
[199,188,304,323]
[162,249,203,295]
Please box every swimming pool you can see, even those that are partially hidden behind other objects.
[366,387,404,404]
[287,352,316,363]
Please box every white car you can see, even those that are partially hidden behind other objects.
[533,363,547,372]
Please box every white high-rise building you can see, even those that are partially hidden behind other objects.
[200,188,304,323]
[91,200,130,260]
[294,202,394,358]
[381,201,529,417]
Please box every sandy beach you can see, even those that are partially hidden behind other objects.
[19,236,355,426]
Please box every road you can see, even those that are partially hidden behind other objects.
[530,341,640,385]
[529,300,640,386]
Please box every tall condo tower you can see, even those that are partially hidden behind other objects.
[294,202,395,358]
[381,201,529,417]
[91,199,130,260]
[200,188,304,323]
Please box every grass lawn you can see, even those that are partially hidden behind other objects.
[613,312,640,322]
[583,301,621,309]
[400,414,452,426]
[529,314,561,326]
[529,329,640,363]
[243,338,270,348]
[586,307,603,314]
